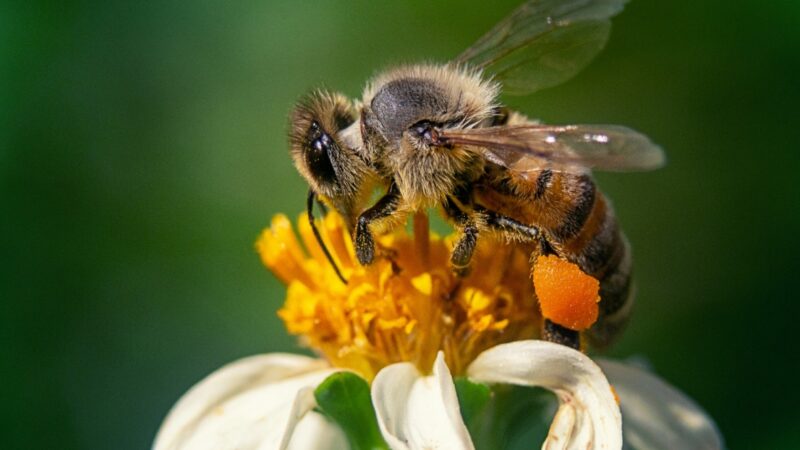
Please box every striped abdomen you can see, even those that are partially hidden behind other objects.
[475,165,634,348]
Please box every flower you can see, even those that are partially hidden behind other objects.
[262,211,541,379]
[153,212,723,450]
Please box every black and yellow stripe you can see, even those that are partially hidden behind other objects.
[475,166,634,348]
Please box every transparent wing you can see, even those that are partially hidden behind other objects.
[453,0,627,95]
[439,124,665,172]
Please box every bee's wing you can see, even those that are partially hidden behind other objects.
[439,124,665,173]
[453,0,627,95]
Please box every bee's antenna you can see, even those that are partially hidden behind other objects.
[307,189,348,285]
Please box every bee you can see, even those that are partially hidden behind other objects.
[288,0,664,349]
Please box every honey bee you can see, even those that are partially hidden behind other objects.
[288,0,664,349]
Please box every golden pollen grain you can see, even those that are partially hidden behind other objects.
[257,211,541,380]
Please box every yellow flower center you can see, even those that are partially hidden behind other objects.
[257,212,541,380]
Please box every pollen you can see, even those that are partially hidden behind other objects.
[533,255,600,331]
[257,211,541,380]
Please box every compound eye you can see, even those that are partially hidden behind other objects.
[306,121,337,184]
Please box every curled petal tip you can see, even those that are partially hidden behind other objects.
[467,340,622,449]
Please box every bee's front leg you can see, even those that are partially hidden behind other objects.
[354,183,401,266]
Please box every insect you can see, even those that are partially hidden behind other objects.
[288,0,664,349]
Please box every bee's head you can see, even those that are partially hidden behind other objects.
[289,90,368,224]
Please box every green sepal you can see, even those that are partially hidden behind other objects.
[454,377,492,425]
[314,372,389,450]
[455,377,553,450]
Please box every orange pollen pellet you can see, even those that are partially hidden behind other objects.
[533,255,600,331]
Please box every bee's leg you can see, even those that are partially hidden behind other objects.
[354,184,401,266]
[542,319,581,350]
[478,207,564,259]
[477,209,580,349]
[446,204,547,276]
[443,197,479,276]
[478,207,541,241]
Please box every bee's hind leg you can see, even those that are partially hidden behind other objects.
[542,319,581,350]
[475,209,582,350]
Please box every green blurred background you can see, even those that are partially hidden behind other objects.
[2,0,798,448]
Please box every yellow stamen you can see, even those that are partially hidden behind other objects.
[258,212,542,380]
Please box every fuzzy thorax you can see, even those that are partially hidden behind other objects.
[360,64,499,206]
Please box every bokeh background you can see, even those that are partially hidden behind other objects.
[3,0,799,448]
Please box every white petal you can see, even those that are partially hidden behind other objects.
[153,353,345,450]
[371,352,475,450]
[279,387,317,450]
[598,359,724,450]
[283,408,349,450]
[467,340,622,450]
